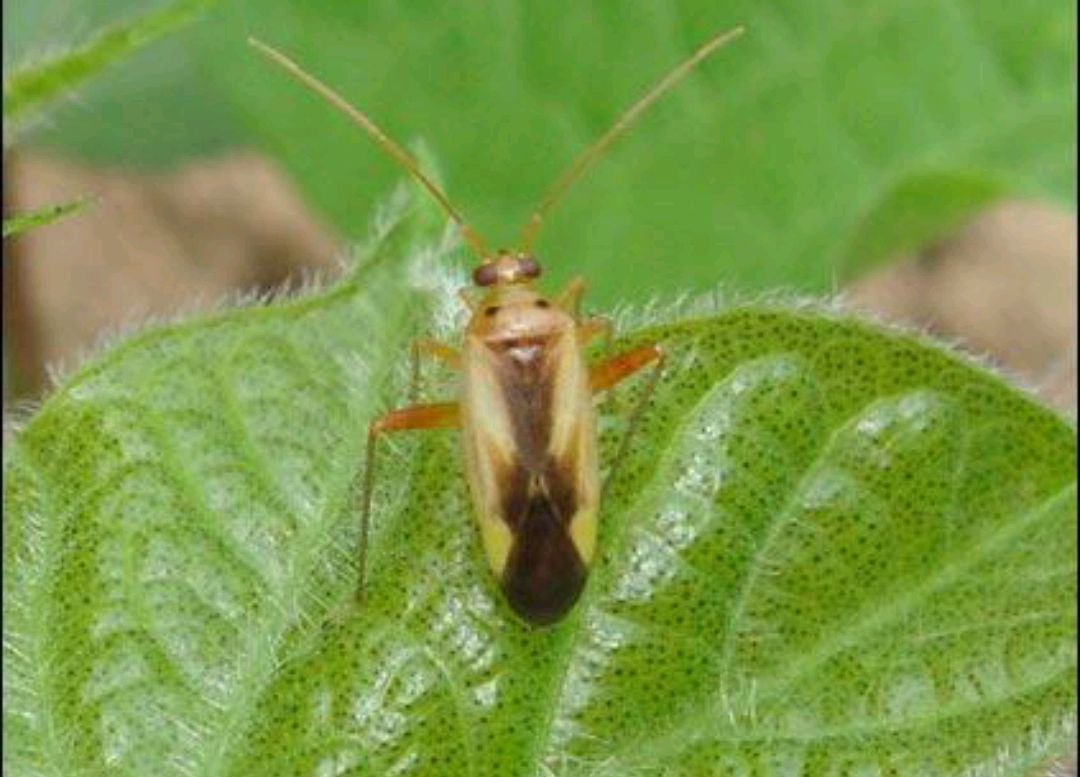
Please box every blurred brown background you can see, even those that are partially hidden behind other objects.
[3,149,1076,414]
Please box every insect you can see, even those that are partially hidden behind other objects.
[250,26,744,625]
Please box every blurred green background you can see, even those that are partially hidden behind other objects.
[4,0,1076,309]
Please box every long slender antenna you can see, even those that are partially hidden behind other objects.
[248,37,492,259]
[518,25,745,252]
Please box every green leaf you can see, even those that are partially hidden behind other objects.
[204,0,1074,305]
[4,188,1075,776]
[2,0,216,134]
[2,196,94,238]
[6,2,1072,301]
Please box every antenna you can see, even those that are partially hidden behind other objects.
[518,25,745,252]
[248,37,492,259]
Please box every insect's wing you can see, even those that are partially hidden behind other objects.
[460,342,519,579]
[461,331,600,624]
[544,331,601,566]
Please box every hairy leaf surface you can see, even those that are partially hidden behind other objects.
[4,190,1075,776]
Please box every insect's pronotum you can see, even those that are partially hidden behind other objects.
[250,26,744,625]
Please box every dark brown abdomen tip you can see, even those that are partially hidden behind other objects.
[501,498,588,626]
[503,562,586,626]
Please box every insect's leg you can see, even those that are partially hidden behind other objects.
[408,339,462,402]
[590,344,666,493]
[590,343,663,392]
[359,402,460,601]
[555,275,588,316]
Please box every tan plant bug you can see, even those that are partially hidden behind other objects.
[250,26,744,626]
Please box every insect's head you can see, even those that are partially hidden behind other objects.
[466,252,554,333]
[472,252,542,288]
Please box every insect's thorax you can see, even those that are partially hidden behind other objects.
[466,292,578,461]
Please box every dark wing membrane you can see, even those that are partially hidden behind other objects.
[499,461,587,626]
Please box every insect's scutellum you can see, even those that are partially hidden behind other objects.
[249,26,744,626]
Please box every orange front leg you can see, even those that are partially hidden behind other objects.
[371,402,460,434]
[359,401,460,598]
[590,343,664,392]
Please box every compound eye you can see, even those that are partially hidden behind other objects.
[473,263,499,287]
[519,256,542,279]
[484,305,500,317]
[535,299,550,309]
